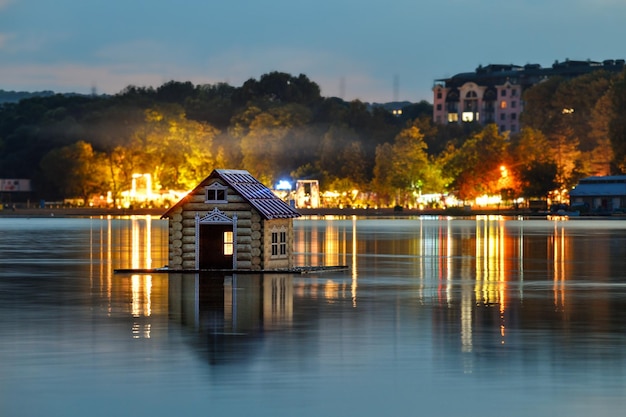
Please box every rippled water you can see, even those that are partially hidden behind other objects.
[1,215,626,417]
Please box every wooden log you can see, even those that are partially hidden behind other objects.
[237,252,252,261]
[171,256,182,266]
[236,219,251,228]
[251,248,261,257]
[182,235,196,244]
[182,243,196,252]
[227,194,246,203]
[182,202,254,212]
[188,194,206,204]
[182,219,195,228]
[172,222,183,231]
[171,213,183,222]
[238,235,252,244]
[172,239,182,248]
[182,260,195,269]
[172,230,183,240]
[237,228,251,237]
[236,260,252,269]
[236,243,251,252]
[182,252,195,260]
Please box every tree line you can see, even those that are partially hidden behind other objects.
[1,69,625,208]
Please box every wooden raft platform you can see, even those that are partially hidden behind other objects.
[113,265,349,275]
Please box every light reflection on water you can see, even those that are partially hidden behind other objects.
[1,215,626,417]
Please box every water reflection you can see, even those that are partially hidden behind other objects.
[167,273,293,364]
[294,216,626,364]
[3,216,626,416]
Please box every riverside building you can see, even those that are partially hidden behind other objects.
[433,58,625,133]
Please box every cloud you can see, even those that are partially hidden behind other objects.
[0,33,10,48]
[0,63,166,94]
[201,45,395,102]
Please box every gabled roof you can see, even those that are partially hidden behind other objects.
[162,169,300,220]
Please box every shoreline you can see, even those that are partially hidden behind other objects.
[0,206,543,218]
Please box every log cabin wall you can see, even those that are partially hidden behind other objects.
[163,169,300,271]
[262,218,294,270]
[167,181,267,270]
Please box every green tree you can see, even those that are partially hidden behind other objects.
[609,69,626,171]
[372,124,430,206]
[447,124,509,201]
[518,162,559,200]
[39,141,108,202]
[372,142,395,206]
[129,104,220,191]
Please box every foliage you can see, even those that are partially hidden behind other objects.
[2,68,626,207]
[609,69,626,171]
[446,124,509,201]
[372,123,430,206]
[39,141,108,202]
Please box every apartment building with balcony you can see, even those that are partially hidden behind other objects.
[433,59,625,133]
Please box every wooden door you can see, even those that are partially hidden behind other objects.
[199,224,233,269]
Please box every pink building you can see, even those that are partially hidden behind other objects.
[433,59,625,133]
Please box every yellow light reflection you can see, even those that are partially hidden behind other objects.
[553,221,567,309]
[87,216,169,339]
[324,219,339,267]
[474,217,508,345]
[131,274,152,318]
[351,216,358,308]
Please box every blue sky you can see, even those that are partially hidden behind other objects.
[1,0,625,103]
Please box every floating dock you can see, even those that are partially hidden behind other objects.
[113,265,349,275]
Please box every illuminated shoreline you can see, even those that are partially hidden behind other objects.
[0,206,546,218]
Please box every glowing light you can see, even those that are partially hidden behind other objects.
[275,180,292,190]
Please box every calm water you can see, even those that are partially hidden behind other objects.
[1,215,626,416]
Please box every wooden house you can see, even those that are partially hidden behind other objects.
[161,169,301,271]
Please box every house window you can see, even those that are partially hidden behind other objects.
[501,89,507,97]
[512,101,517,108]
[500,100,507,109]
[511,113,517,120]
[205,182,228,203]
[511,89,517,97]
[436,103,442,111]
[500,113,506,121]
[271,227,288,258]
[223,231,233,255]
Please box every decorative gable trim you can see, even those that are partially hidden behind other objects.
[198,207,233,224]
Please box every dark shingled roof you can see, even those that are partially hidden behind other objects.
[162,169,300,220]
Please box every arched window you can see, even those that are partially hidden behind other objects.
[463,91,479,121]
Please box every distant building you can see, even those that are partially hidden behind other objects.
[569,175,626,213]
[433,59,625,133]
[161,169,301,271]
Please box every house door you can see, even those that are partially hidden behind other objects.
[199,224,234,269]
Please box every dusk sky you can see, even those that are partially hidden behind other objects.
[1,0,625,103]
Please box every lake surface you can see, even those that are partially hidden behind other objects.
[1,215,626,417]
